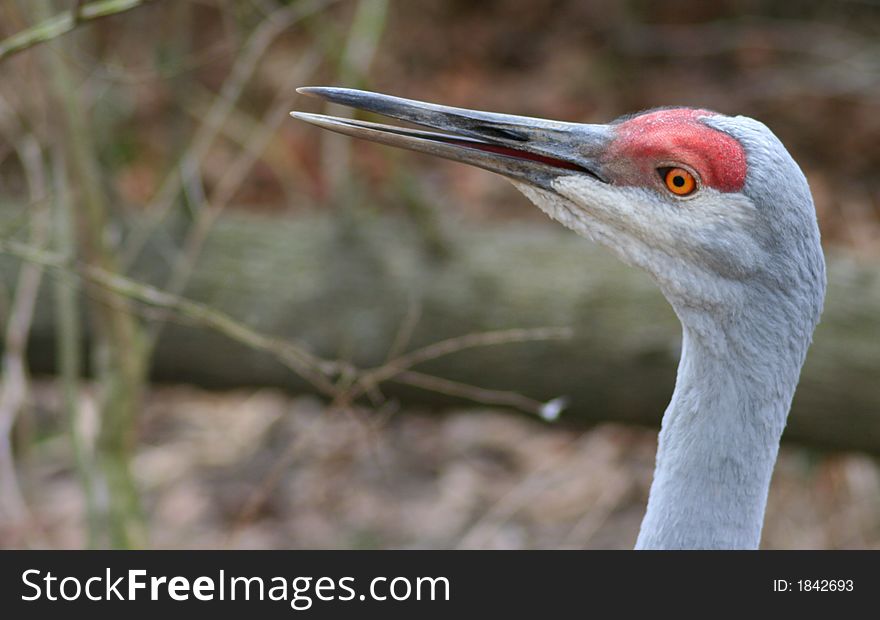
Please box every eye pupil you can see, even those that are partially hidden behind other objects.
[661,167,696,196]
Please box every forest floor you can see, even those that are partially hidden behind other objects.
[6,382,879,550]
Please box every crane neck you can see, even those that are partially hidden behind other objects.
[635,314,808,550]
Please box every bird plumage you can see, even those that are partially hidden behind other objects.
[292,89,826,549]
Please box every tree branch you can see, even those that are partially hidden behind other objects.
[0,0,154,62]
[0,238,568,419]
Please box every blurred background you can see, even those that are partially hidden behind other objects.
[0,0,878,549]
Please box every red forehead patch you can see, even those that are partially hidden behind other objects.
[610,108,747,192]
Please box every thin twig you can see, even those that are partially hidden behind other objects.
[359,327,573,391]
[384,297,422,362]
[0,0,154,62]
[144,50,322,348]
[37,0,148,548]
[121,0,340,268]
[72,0,89,25]
[2,231,575,428]
[391,371,549,416]
[3,236,574,421]
[50,143,100,547]
[320,0,389,204]
[333,326,572,416]
[0,240,344,396]
[0,108,49,543]
[180,85,311,204]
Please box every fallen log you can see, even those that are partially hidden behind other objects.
[6,212,879,452]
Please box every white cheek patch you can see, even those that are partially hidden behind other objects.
[553,176,756,234]
[510,179,628,252]
[510,177,668,273]
[510,174,764,314]
[550,176,761,264]
[510,180,585,234]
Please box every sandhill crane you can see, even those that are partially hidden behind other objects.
[291,88,826,550]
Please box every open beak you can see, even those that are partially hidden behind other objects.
[291,87,612,191]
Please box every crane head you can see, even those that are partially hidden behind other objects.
[291,88,825,339]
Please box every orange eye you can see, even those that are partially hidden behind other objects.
[662,167,697,196]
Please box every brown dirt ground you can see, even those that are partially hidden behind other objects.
[6,383,878,550]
